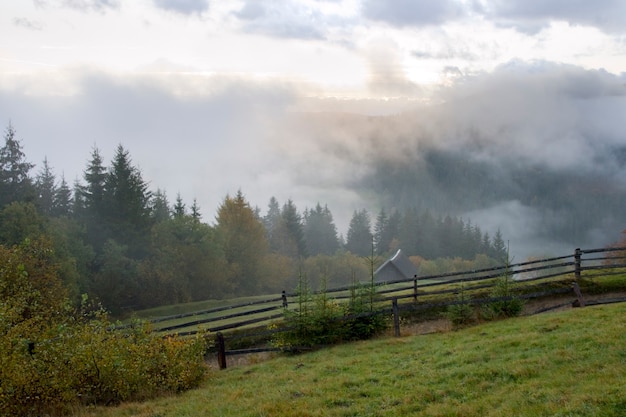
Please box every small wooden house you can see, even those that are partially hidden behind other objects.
[374,249,418,283]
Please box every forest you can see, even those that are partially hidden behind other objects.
[0,123,507,315]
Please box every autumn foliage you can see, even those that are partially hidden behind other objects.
[0,240,208,416]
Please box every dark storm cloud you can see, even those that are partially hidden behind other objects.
[361,0,466,27]
[478,0,626,34]
[152,0,209,15]
[34,0,119,12]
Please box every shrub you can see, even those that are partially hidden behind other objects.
[272,275,388,350]
[444,284,475,327]
[0,240,209,416]
[483,270,524,320]
[344,282,388,340]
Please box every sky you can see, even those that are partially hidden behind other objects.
[1,0,626,258]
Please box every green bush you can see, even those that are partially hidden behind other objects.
[344,283,388,340]
[272,277,388,350]
[0,240,209,416]
[1,306,209,416]
[483,271,524,319]
[444,285,475,327]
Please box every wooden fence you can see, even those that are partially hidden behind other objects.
[131,246,626,368]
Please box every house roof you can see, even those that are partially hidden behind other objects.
[374,249,418,280]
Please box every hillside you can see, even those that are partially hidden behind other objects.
[78,301,625,417]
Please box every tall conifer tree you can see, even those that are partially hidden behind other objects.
[0,123,34,207]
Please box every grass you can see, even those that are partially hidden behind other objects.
[77,301,626,417]
[124,271,623,342]
[133,294,279,319]
[126,294,285,334]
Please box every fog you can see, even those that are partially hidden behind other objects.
[1,59,625,260]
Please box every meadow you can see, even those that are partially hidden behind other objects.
[78,301,625,417]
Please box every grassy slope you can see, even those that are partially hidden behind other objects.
[79,302,626,417]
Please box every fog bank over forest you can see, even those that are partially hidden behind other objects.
[3,61,626,260]
[273,61,626,259]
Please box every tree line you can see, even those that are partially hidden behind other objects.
[0,123,507,314]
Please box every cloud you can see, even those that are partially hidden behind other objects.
[464,200,571,259]
[34,0,119,12]
[478,0,626,34]
[152,0,209,15]
[1,59,625,254]
[13,17,44,31]
[360,0,626,34]
[233,0,338,40]
[412,42,481,61]
[0,69,299,222]
[432,60,626,172]
[362,0,466,27]
[269,59,626,251]
[366,38,424,97]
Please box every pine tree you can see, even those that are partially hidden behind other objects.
[103,145,152,256]
[0,123,34,207]
[150,189,171,222]
[373,208,388,255]
[263,196,281,244]
[374,208,400,255]
[281,199,307,258]
[482,231,491,256]
[53,174,73,217]
[492,228,508,262]
[303,203,339,256]
[80,146,107,216]
[173,193,186,218]
[190,198,201,221]
[345,209,373,257]
[35,157,56,216]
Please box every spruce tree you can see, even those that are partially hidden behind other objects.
[53,174,73,217]
[80,146,107,217]
[190,198,201,221]
[373,208,388,255]
[345,209,373,257]
[263,196,281,244]
[103,145,152,256]
[281,199,307,258]
[303,203,339,256]
[151,189,171,222]
[35,157,57,216]
[0,123,34,207]
[492,228,508,263]
[173,193,186,218]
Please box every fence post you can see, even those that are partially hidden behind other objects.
[413,276,418,304]
[572,282,586,307]
[216,332,227,370]
[282,290,288,308]
[392,298,400,337]
[574,248,582,280]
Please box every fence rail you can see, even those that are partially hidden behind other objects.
[128,246,626,368]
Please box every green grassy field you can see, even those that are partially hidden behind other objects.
[78,301,625,417]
